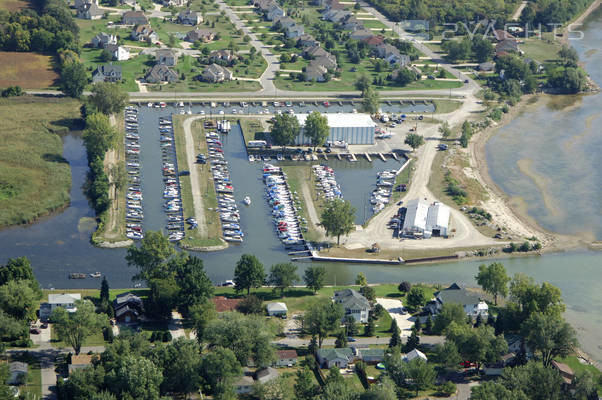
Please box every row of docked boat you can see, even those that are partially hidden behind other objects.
[159,116,185,242]
[312,164,342,201]
[125,106,144,240]
[371,169,398,213]
[206,131,244,243]
[262,164,304,246]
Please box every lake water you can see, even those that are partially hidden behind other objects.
[0,16,601,361]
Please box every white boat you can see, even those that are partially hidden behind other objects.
[243,196,251,206]
[90,272,101,278]
[248,155,255,162]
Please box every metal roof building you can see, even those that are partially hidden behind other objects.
[426,201,450,237]
[402,199,450,238]
[295,113,376,145]
[402,199,430,236]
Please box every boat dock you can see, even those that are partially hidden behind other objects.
[364,153,372,162]
[391,152,399,161]
[291,249,404,265]
[336,153,342,161]
[378,153,386,161]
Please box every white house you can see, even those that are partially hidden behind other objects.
[334,289,370,323]
[266,302,288,317]
[274,349,297,367]
[106,44,130,61]
[234,375,254,394]
[39,293,81,320]
[425,283,488,319]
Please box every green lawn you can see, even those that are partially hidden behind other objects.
[520,38,563,64]
[433,99,463,113]
[555,356,602,392]
[51,328,107,348]
[148,79,261,92]
[0,97,81,227]
[10,353,42,399]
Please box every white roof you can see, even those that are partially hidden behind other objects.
[48,293,81,304]
[426,201,450,229]
[404,348,427,362]
[296,113,376,128]
[266,302,288,312]
[403,199,429,231]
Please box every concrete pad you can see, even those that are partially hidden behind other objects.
[376,297,415,337]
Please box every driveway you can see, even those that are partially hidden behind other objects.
[168,311,186,339]
[376,298,415,337]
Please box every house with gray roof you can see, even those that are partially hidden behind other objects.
[334,289,370,323]
[315,54,337,70]
[200,63,233,82]
[305,61,328,82]
[234,375,254,394]
[145,64,178,83]
[266,4,285,21]
[425,283,488,318]
[266,302,288,317]
[185,28,215,43]
[122,10,148,25]
[342,16,364,31]
[40,293,81,320]
[131,24,158,42]
[350,28,374,41]
[8,362,28,385]
[285,24,304,39]
[177,9,202,25]
[209,49,237,64]
[156,49,178,66]
[322,9,350,23]
[403,348,427,362]
[273,16,296,30]
[316,348,355,368]
[91,32,117,48]
[255,367,279,384]
[356,348,385,363]
[92,63,122,83]
[297,34,320,48]
[77,2,103,19]
[105,44,130,61]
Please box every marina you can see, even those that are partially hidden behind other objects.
[124,106,144,240]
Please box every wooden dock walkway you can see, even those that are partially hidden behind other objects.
[391,152,399,161]
[378,153,386,161]
[364,153,372,162]
[336,153,342,161]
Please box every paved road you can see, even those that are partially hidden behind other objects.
[275,334,445,347]
[181,116,207,233]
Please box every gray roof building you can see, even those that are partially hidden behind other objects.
[145,64,179,83]
[177,9,202,25]
[92,63,122,83]
[122,10,148,25]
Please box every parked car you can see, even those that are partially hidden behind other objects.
[30,328,41,334]
[347,337,357,342]
[41,323,48,329]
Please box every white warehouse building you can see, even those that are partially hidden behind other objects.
[402,199,450,238]
[294,113,376,145]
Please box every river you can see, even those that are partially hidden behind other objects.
[0,11,601,362]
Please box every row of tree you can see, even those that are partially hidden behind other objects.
[270,111,329,149]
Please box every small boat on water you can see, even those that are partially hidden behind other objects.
[243,195,251,206]
[69,273,86,279]
[90,272,101,278]
[248,154,255,163]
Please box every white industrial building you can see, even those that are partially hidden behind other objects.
[294,113,376,145]
[402,199,450,238]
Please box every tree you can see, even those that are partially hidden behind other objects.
[548,66,587,94]
[389,320,400,348]
[354,74,371,95]
[234,254,266,294]
[0,256,36,285]
[394,67,417,85]
[83,112,118,160]
[405,287,427,312]
[270,113,300,148]
[509,274,565,319]
[204,313,276,367]
[189,300,216,345]
[471,381,529,400]
[172,254,214,314]
[302,299,344,347]
[425,315,433,334]
[397,281,411,294]
[147,277,179,319]
[558,44,579,67]
[438,121,451,138]
[460,120,473,147]
[52,300,107,354]
[335,331,348,348]
[501,361,564,400]
[126,231,175,281]
[344,315,358,337]
[236,295,264,315]
[361,86,380,114]
[522,312,577,367]
[405,133,424,151]
[88,82,129,115]
[268,262,298,296]
[476,262,510,305]
[320,377,359,400]
[199,347,241,396]
[443,37,472,62]
[355,272,367,286]
[471,35,493,63]
[360,285,375,302]
[294,367,318,400]
[433,341,461,369]
[320,199,356,245]
[100,276,110,304]
[403,358,436,396]
[304,266,326,293]
[60,60,87,97]
[155,338,202,396]
[304,111,329,149]
[404,329,419,351]
[360,377,397,400]
[446,323,508,373]
[364,318,375,336]
[0,280,39,321]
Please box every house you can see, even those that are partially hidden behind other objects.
[356,348,385,364]
[234,375,255,394]
[200,63,232,83]
[185,28,215,43]
[495,39,520,56]
[68,354,93,375]
[374,43,404,65]
[362,34,385,48]
[39,293,81,320]
[285,24,304,39]
[8,362,27,385]
[350,29,374,41]
[209,49,237,63]
[492,29,516,42]
[342,16,363,31]
[273,16,296,30]
[73,0,90,10]
[131,24,158,42]
[305,61,328,82]
[403,349,427,363]
[426,283,488,319]
[322,9,350,23]
[334,289,370,323]
[314,54,337,70]
[274,350,298,367]
[105,44,130,61]
[91,32,117,48]
[266,302,288,317]
[211,296,241,312]
[145,64,178,83]
[266,4,285,21]
[162,0,185,6]
[303,45,336,69]
[92,63,122,83]
[551,360,575,385]
[113,292,143,313]
[122,10,148,25]
[77,2,103,19]
[255,367,279,384]
[115,305,140,323]
[316,348,354,368]
[483,352,517,376]
[297,34,320,48]
[177,9,203,25]
[156,49,178,66]
[478,61,495,72]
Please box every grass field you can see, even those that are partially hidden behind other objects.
[0,97,81,227]
[0,0,29,10]
[0,52,59,89]
[172,116,224,249]
[433,99,463,113]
